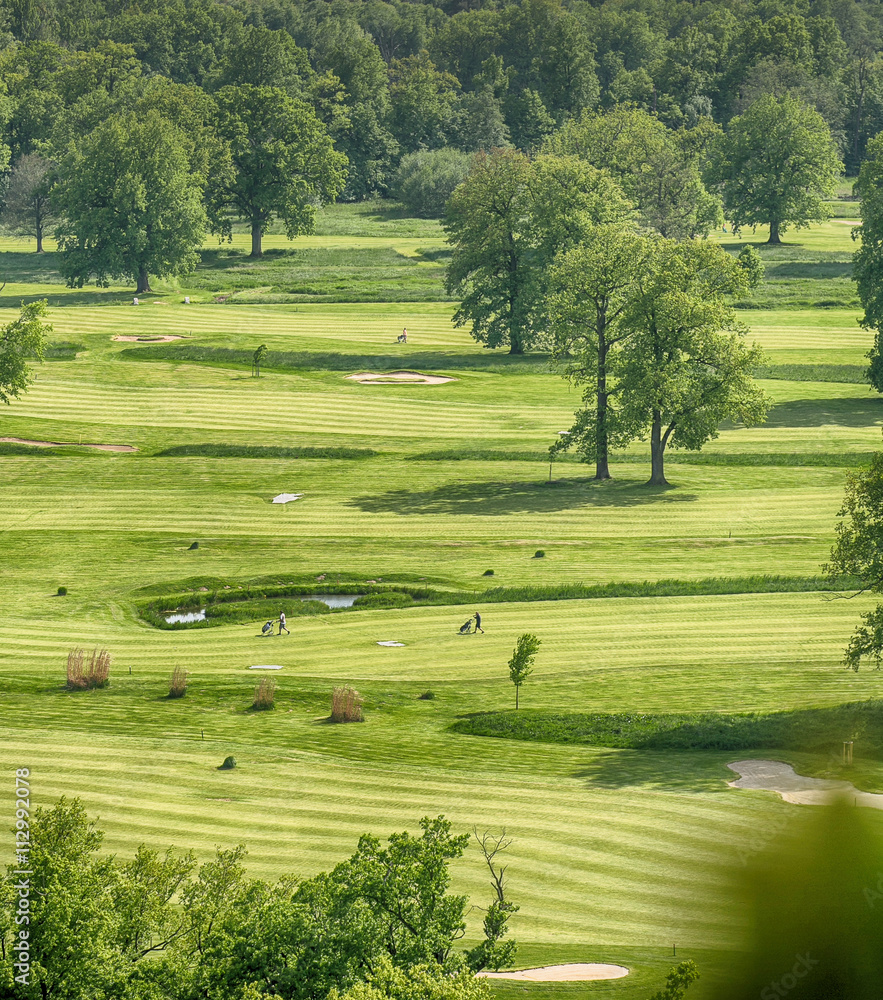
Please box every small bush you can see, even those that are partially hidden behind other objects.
[352,592,413,609]
[418,691,435,700]
[188,541,199,550]
[252,676,276,710]
[482,569,494,576]
[330,686,363,723]
[533,550,545,558]
[56,586,67,596]
[168,666,187,699]
[219,756,236,769]
[393,148,473,217]
[66,648,111,690]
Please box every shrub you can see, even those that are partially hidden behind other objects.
[482,569,494,576]
[330,686,363,722]
[353,592,413,609]
[66,648,111,690]
[168,666,187,698]
[219,756,236,769]
[56,586,67,596]
[418,691,435,700]
[393,148,473,217]
[188,541,199,550]
[252,676,276,711]
[533,550,545,558]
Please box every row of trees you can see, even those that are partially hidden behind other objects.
[0,0,879,173]
[0,799,517,1000]
[5,81,347,291]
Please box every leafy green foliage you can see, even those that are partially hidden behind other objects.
[394,148,472,218]
[649,960,700,1000]
[0,298,51,405]
[507,633,540,709]
[1,153,56,252]
[706,94,843,243]
[827,452,883,670]
[207,85,347,257]
[53,111,206,291]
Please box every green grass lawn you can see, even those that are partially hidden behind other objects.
[2,205,883,997]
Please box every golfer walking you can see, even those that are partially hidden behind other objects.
[278,611,290,635]
[473,611,484,634]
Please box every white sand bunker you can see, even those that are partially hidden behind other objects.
[0,436,137,452]
[346,370,456,385]
[113,335,184,342]
[249,665,284,670]
[478,964,629,982]
[728,760,883,809]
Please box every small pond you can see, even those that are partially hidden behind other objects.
[165,608,206,624]
[302,594,364,608]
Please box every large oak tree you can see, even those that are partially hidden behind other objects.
[53,111,206,292]
[207,84,347,258]
[705,93,842,244]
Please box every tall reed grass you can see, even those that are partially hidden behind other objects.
[168,666,187,699]
[66,648,111,690]
[252,676,276,710]
[330,686,363,723]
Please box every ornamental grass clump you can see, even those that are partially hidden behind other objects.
[66,648,111,690]
[330,685,363,723]
[168,666,187,699]
[252,675,276,710]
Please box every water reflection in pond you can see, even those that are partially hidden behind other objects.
[302,594,363,608]
[165,608,206,624]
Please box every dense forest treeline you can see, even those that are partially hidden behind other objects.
[0,0,880,202]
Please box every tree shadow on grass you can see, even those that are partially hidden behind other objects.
[763,396,883,428]
[349,477,697,516]
[574,749,732,793]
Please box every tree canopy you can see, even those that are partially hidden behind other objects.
[207,84,347,257]
[53,111,206,291]
[705,93,843,243]
[1,799,516,1000]
[0,299,51,406]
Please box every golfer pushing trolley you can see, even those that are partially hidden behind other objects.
[457,612,484,634]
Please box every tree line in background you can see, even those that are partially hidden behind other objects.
[0,0,871,288]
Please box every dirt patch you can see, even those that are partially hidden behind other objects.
[345,370,457,385]
[113,335,184,342]
[0,436,138,453]
[478,964,629,982]
[728,759,883,808]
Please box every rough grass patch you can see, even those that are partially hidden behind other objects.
[330,686,363,723]
[66,648,111,690]
[252,676,276,711]
[168,666,187,699]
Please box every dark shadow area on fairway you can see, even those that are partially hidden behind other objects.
[574,750,732,792]
[350,478,696,516]
[762,396,883,428]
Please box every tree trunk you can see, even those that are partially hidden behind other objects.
[647,412,669,486]
[515,685,519,710]
[251,222,263,258]
[35,221,43,254]
[595,322,611,480]
[136,266,151,294]
[767,219,782,245]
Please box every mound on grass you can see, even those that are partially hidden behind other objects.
[452,702,883,758]
[155,444,377,460]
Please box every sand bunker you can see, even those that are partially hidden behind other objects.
[346,370,456,385]
[249,665,284,670]
[0,436,137,452]
[113,335,184,342]
[728,760,883,808]
[377,641,405,647]
[478,964,629,982]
